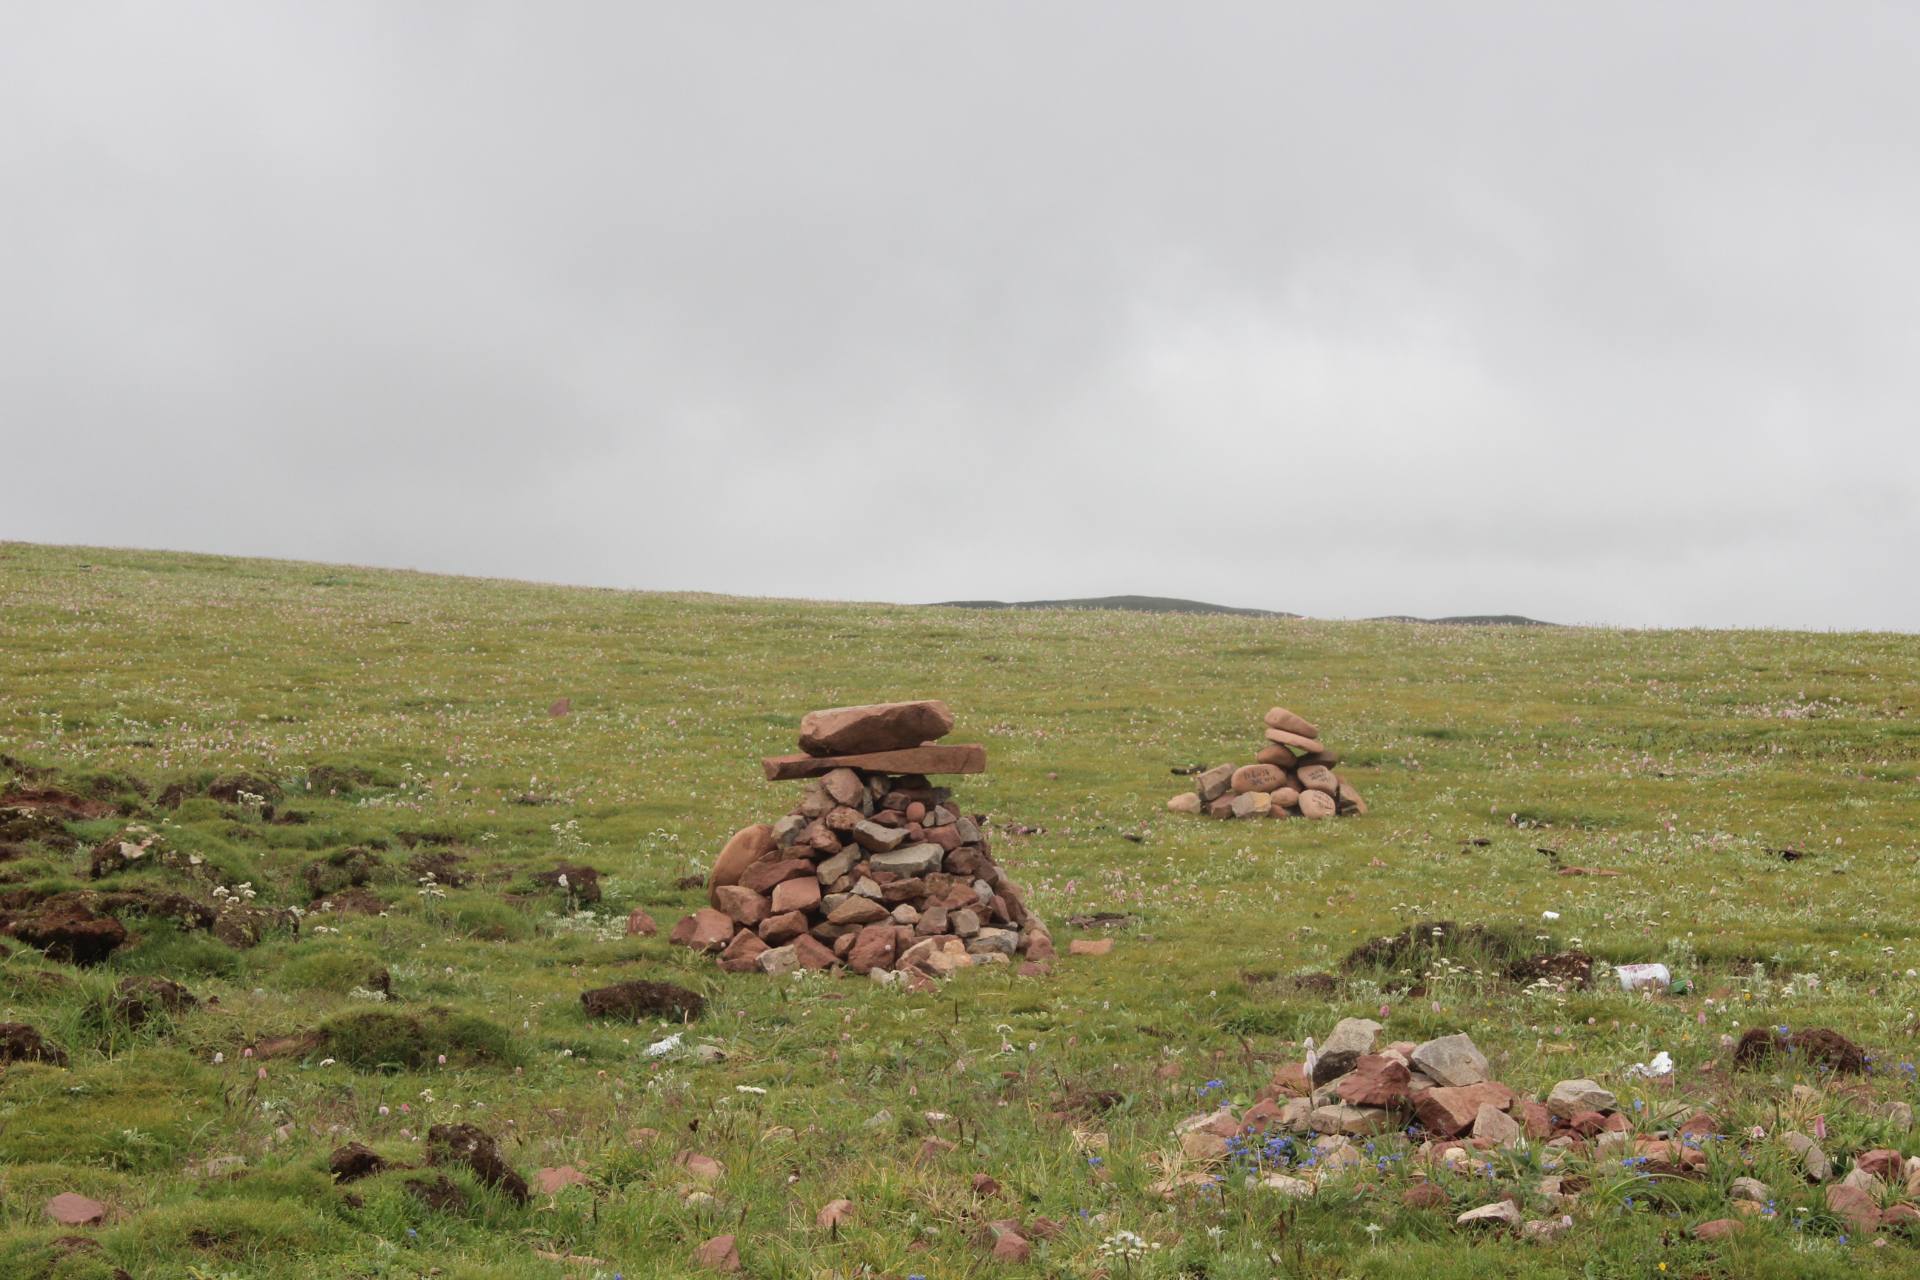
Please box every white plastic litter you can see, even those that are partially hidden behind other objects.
[643,1032,683,1058]
[1626,1050,1674,1079]
[1614,962,1670,992]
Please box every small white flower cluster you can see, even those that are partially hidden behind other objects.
[416,873,447,900]
[1097,1230,1160,1262]
[211,882,257,913]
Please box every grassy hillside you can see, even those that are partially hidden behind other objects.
[1,540,1917,1279]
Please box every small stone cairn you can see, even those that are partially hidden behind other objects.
[668,700,1051,985]
[1166,705,1366,820]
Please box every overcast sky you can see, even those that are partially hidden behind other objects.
[5,4,1917,629]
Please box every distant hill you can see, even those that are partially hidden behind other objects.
[1365,614,1557,627]
[932,594,1298,618]
[933,596,1556,626]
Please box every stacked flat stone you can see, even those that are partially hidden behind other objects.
[1166,705,1367,820]
[668,700,1052,984]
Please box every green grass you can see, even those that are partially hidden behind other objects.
[1,539,1917,1278]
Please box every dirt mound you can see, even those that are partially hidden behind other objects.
[0,785,114,820]
[0,806,78,851]
[112,976,198,1027]
[207,774,281,804]
[427,1123,528,1203]
[329,1142,387,1183]
[1505,950,1595,989]
[531,863,601,903]
[303,848,382,899]
[581,980,704,1021]
[407,849,470,888]
[0,1021,69,1066]
[1733,1026,1869,1074]
[405,1173,469,1214]
[0,898,129,964]
[1342,920,1527,972]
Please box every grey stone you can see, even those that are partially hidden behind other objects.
[871,844,943,878]
[967,928,1018,956]
[850,821,907,854]
[1456,1202,1521,1229]
[1473,1103,1523,1148]
[1193,763,1235,803]
[1311,1017,1382,1087]
[1730,1177,1771,1203]
[1411,1034,1490,1088]
[1308,1103,1395,1137]
[1783,1131,1831,1182]
[757,945,799,975]
[1545,1078,1616,1119]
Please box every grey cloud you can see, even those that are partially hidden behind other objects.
[3,3,1916,627]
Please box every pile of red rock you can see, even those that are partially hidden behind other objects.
[1168,1019,1920,1237]
[668,701,1051,984]
[1166,705,1366,820]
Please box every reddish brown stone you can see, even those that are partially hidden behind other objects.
[43,1193,108,1226]
[693,1234,741,1272]
[1069,938,1112,957]
[1413,1083,1515,1137]
[770,877,822,915]
[761,745,986,781]
[757,910,809,944]
[1335,1054,1412,1107]
[1298,789,1337,819]
[1692,1218,1739,1241]
[1514,1100,1554,1139]
[799,701,955,756]
[1295,764,1339,795]
[669,908,737,953]
[1231,763,1287,793]
[1857,1148,1904,1182]
[625,908,657,937]
[1263,727,1326,755]
[717,929,769,972]
[713,884,769,926]
[707,825,775,906]
[1402,1181,1449,1210]
[739,858,813,896]
[793,935,838,970]
[847,923,897,974]
[1826,1184,1879,1234]
[1264,706,1321,738]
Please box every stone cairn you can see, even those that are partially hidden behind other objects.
[668,700,1052,985]
[1165,705,1366,820]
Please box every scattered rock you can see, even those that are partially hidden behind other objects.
[817,1198,855,1229]
[799,701,955,756]
[1545,1078,1615,1119]
[1456,1201,1521,1229]
[626,908,657,936]
[1312,1017,1382,1086]
[1411,1033,1490,1087]
[1826,1183,1879,1233]
[44,1193,109,1226]
[532,1165,590,1195]
[693,1234,742,1273]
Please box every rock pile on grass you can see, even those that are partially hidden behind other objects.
[1166,705,1366,820]
[1165,1020,1920,1237]
[668,701,1051,985]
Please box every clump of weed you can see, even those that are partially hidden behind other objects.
[317,1007,515,1071]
